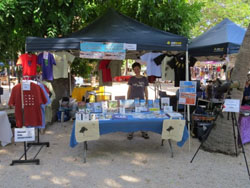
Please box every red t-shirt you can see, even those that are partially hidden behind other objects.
[17,53,38,76]
[8,82,47,127]
[99,60,112,82]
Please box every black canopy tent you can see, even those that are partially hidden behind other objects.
[189,18,246,57]
[26,9,187,54]
[25,9,192,149]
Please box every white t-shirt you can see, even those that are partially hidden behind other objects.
[52,52,75,79]
[140,52,162,77]
[161,56,174,81]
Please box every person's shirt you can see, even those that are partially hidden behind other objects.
[128,76,149,99]
[243,86,250,105]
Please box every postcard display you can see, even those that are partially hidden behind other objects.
[74,97,184,161]
[9,53,53,166]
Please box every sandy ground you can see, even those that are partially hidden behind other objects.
[1,83,250,187]
[0,121,250,188]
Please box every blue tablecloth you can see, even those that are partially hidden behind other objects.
[70,115,189,148]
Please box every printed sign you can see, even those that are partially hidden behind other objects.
[80,41,126,60]
[14,128,35,142]
[75,120,100,142]
[124,43,137,50]
[162,119,185,142]
[179,93,196,106]
[222,99,240,113]
[180,81,197,93]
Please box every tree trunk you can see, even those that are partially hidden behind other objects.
[203,24,250,155]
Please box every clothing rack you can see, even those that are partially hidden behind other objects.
[10,77,50,166]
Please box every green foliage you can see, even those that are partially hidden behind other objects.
[0,0,204,76]
[70,58,96,78]
[191,0,250,38]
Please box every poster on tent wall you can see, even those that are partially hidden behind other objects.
[80,41,126,60]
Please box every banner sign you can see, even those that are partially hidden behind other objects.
[14,128,35,142]
[179,93,196,106]
[222,99,240,113]
[162,119,185,142]
[180,81,197,93]
[80,41,126,60]
[75,120,100,142]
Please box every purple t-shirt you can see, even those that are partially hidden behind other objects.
[128,76,149,99]
[38,52,56,80]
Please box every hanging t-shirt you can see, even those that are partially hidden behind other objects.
[140,52,162,77]
[8,82,47,128]
[128,76,149,100]
[17,53,38,76]
[52,51,75,79]
[161,56,174,81]
[99,60,112,82]
[38,52,56,80]
[97,61,112,86]
[107,60,123,78]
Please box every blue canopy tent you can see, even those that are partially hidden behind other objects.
[189,18,246,57]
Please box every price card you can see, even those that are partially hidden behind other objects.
[22,81,30,91]
[43,51,49,60]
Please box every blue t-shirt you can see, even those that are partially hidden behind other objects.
[38,52,56,80]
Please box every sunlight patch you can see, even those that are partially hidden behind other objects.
[104,178,122,188]
[120,175,140,183]
[41,171,52,176]
[30,175,42,180]
[68,171,86,177]
[50,177,70,185]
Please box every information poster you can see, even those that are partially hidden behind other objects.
[161,119,185,142]
[180,81,197,93]
[222,99,240,113]
[14,128,35,142]
[75,120,100,142]
[80,41,126,60]
[179,93,196,105]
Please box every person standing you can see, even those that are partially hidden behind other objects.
[127,62,149,140]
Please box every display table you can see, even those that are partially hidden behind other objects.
[0,111,13,146]
[70,114,189,148]
[72,87,104,102]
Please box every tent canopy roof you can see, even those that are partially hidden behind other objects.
[26,9,187,53]
[189,18,246,57]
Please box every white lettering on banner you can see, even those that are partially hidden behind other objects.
[14,128,35,142]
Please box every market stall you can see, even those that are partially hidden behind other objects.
[23,9,192,162]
